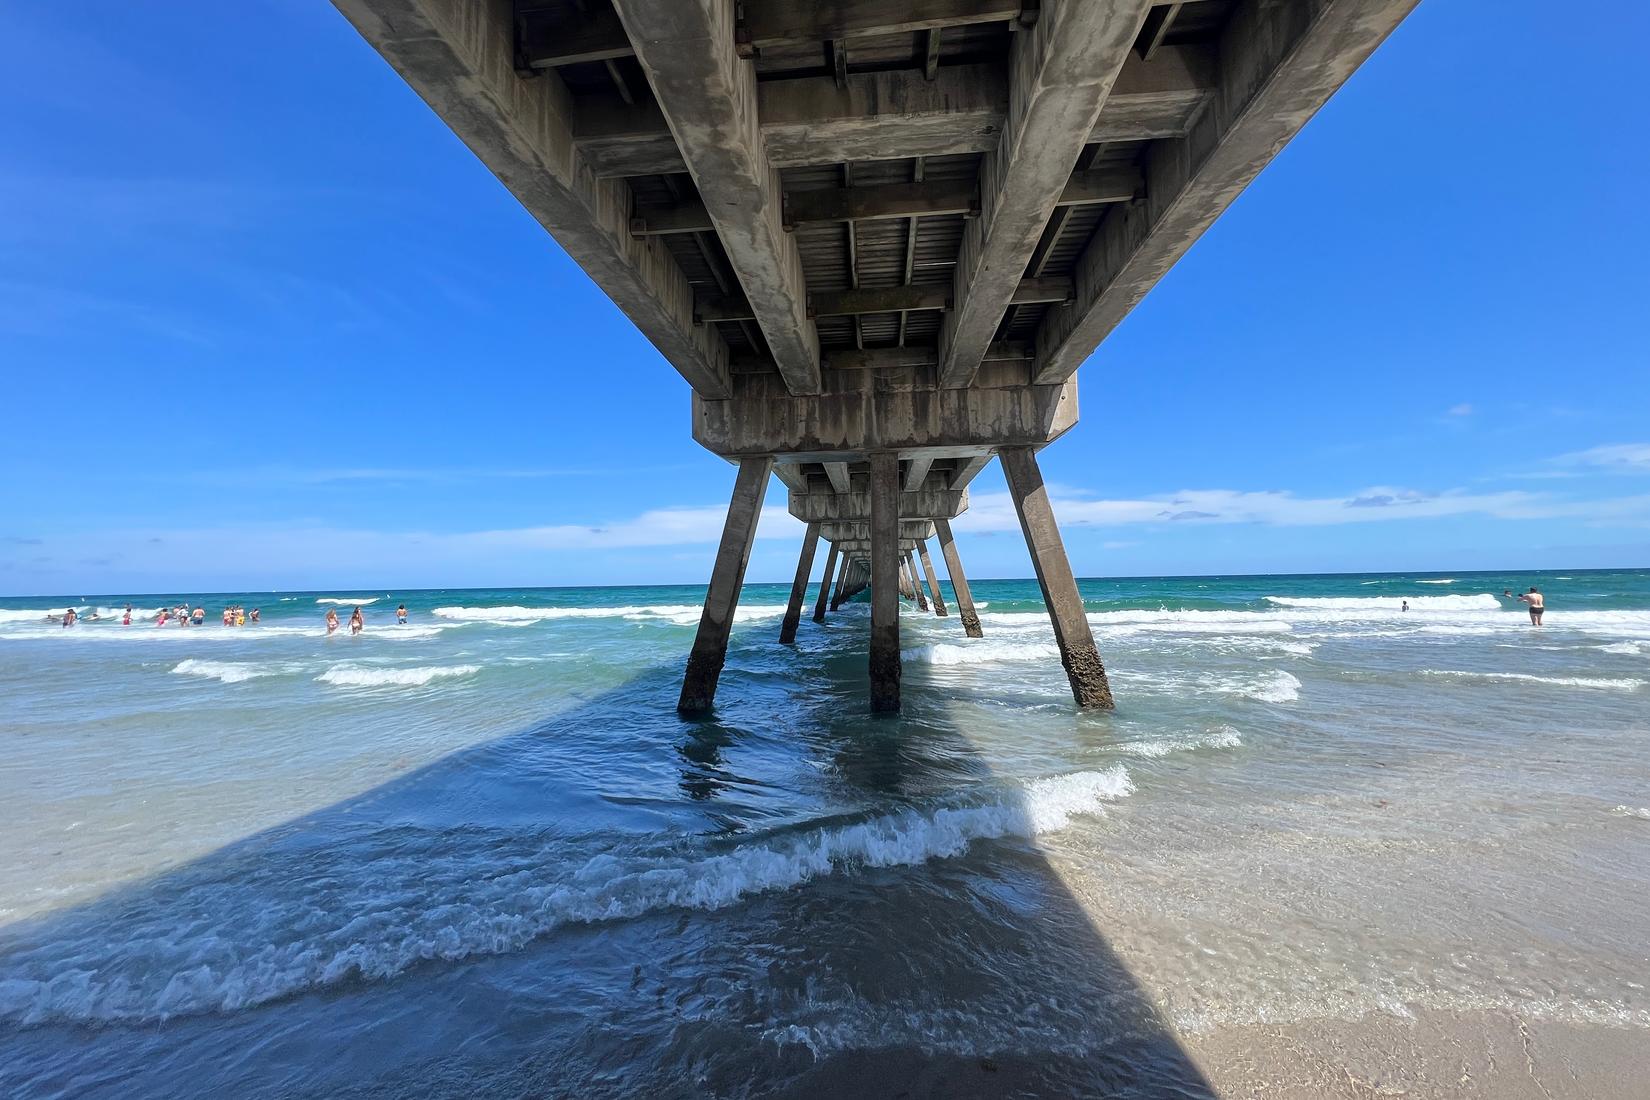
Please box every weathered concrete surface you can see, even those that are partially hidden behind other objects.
[694,362,1076,460]
[939,0,1152,387]
[935,518,983,638]
[789,486,966,525]
[999,447,1112,708]
[779,521,820,644]
[678,455,773,714]
[812,541,839,623]
[917,539,949,617]
[612,0,820,395]
[869,452,901,713]
[1034,0,1421,384]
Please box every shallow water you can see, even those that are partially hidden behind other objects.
[1,570,1647,1096]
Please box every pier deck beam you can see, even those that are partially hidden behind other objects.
[935,518,983,638]
[678,455,773,714]
[812,542,839,623]
[779,522,820,643]
[869,453,901,713]
[917,539,948,617]
[999,447,1112,708]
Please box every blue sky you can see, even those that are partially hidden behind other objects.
[2,1,1647,595]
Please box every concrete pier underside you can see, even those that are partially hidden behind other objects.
[333,0,1417,713]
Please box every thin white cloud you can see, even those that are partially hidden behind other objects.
[954,484,1650,532]
[1447,403,1474,416]
[1551,443,1650,474]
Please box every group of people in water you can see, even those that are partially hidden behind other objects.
[56,601,420,630]
[59,603,262,628]
[323,604,409,636]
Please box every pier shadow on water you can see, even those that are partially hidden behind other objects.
[0,619,1216,1100]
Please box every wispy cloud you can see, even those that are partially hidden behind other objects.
[1446,403,1474,417]
[1550,443,1650,475]
[955,484,1650,532]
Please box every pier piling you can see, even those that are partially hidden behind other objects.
[869,453,901,713]
[999,447,1113,709]
[678,455,773,715]
[935,519,982,638]
[779,523,820,644]
[812,542,839,623]
[917,539,948,617]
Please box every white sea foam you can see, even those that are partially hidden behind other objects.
[0,767,1131,1024]
[1118,725,1243,758]
[1416,578,1456,585]
[1238,669,1301,703]
[0,607,80,623]
[431,603,788,627]
[905,640,1061,666]
[315,597,380,606]
[1266,593,1498,611]
[1600,641,1647,656]
[171,660,275,685]
[1423,670,1645,691]
[1611,805,1650,820]
[316,664,479,688]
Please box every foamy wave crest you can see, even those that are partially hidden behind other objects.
[905,640,1061,666]
[1611,805,1650,820]
[1600,641,1647,656]
[432,603,787,627]
[315,597,379,606]
[316,664,479,688]
[1416,578,1456,585]
[1266,593,1499,611]
[0,768,1131,1024]
[1423,670,1645,691]
[980,609,1293,635]
[1118,725,1243,758]
[171,660,274,685]
[0,608,79,624]
[1238,669,1301,703]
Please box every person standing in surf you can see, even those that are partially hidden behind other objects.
[325,607,340,636]
[396,604,408,625]
[61,607,76,628]
[349,606,364,635]
[1505,587,1545,625]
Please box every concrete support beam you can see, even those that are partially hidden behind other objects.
[330,0,730,398]
[917,539,949,616]
[698,278,1070,324]
[999,447,1111,708]
[789,485,964,526]
[869,452,901,713]
[904,456,935,492]
[829,550,851,610]
[784,178,979,228]
[613,0,822,396]
[951,454,993,490]
[695,362,1077,459]
[678,455,773,714]
[779,521,821,643]
[935,517,983,637]
[823,461,852,494]
[905,552,931,610]
[938,0,1152,388]
[524,0,1025,67]
[573,50,1214,176]
[823,340,1032,372]
[1034,0,1420,384]
[812,541,839,622]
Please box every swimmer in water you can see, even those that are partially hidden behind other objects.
[1505,586,1544,625]
[396,604,408,625]
[349,606,364,635]
[249,608,260,623]
[62,607,76,628]
[1401,600,1409,612]
[325,607,340,635]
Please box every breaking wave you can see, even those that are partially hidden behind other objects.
[1266,593,1499,611]
[171,660,276,685]
[1422,670,1645,691]
[1116,725,1243,758]
[0,768,1132,1025]
[431,604,787,627]
[905,640,1061,666]
[315,597,380,606]
[316,664,479,688]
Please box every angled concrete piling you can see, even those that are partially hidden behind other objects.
[678,456,773,715]
[917,539,948,617]
[869,453,901,713]
[812,542,839,623]
[935,519,982,638]
[780,522,820,644]
[999,447,1112,709]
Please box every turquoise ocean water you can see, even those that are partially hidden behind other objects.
[1,568,1647,1095]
